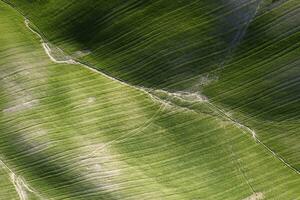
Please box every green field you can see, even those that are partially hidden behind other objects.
[0,0,299,199]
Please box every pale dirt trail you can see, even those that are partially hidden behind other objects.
[0,2,296,200]
[0,158,42,200]
[207,102,300,175]
[24,19,148,93]
[243,192,264,200]
[24,17,300,176]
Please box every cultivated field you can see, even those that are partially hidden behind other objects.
[0,0,299,199]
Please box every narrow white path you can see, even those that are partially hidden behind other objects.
[24,17,299,176]
[207,102,300,175]
[24,19,148,92]
[0,158,42,200]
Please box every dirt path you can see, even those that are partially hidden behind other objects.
[0,158,42,200]
[24,15,299,176]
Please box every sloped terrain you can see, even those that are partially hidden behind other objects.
[7,0,260,90]
[0,0,299,200]
[204,0,300,169]
[7,0,300,170]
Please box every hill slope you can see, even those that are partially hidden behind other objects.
[0,1,299,199]
[6,0,300,170]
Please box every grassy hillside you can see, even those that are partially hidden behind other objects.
[6,0,261,90]
[203,0,300,169]
[6,0,300,171]
[0,1,299,199]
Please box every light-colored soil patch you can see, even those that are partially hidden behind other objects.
[172,91,208,102]
[73,50,91,58]
[3,99,38,113]
[87,97,96,104]
[153,89,208,103]
[1,64,43,115]
[243,192,264,200]
[197,74,219,87]
[76,142,122,191]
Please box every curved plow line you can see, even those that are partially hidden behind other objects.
[86,102,167,158]
[24,19,168,105]
[24,17,172,161]
[24,10,299,176]
[207,102,300,175]
[208,0,262,76]
[228,143,255,194]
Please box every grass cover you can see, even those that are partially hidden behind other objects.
[7,0,300,170]
[0,1,299,199]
